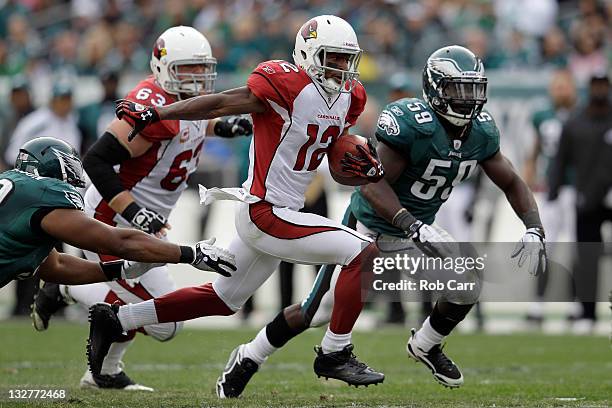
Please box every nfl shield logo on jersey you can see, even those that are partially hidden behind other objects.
[453,139,462,150]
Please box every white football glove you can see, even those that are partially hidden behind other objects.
[511,227,547,276]
[190,238,236,277]
[121,261,165,279]
[408,220,455,259]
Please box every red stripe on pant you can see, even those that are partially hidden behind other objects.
[249,201,339,239]
[330,242,378,334]
[154,283,234,323]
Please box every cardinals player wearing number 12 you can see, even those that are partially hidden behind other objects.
[92,15,386,391]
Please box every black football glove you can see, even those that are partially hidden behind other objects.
[340,140,384,182]
[214,116,253,138]
[121,202,167,235]
[115,99,160,141]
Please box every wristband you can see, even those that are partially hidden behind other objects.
[179,245,195,264]
[121,202,141,221]
[100,260,124,281]
[391,208,417,230]
[520,209,543,230]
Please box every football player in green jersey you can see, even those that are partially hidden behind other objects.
[0,137,236,295]
[215,45,547,398]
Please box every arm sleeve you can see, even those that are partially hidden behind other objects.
[345,82,367,128]
[82,132,131,203]
[478,113,501,162]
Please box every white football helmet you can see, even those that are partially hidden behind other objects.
[150,26,217,98]
[293,15,362,94]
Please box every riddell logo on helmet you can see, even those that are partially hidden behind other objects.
[301,20,318,41]
[153,38,167,59]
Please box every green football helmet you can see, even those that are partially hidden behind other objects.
[422,45,487,126]
[15,137,86,188]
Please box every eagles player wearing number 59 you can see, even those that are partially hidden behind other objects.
[216,45,547,397]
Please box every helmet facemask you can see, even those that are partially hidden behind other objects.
[165,58,217,98]
[310,46,361,94]
[423,50,488,127]
[436,76,487,120]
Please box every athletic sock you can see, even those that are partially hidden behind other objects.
[413,317,445,352]
[321,327,351,353]
[241,328,277,365]
[100,339,133,375]
[117,300,158,331]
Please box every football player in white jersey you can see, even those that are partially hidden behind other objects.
[32,26,250,391]
[90,15,386,392]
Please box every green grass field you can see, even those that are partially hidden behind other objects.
[0,320,610,407]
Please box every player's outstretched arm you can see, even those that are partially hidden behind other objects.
[36,249,157,284]
[159,86,266,120]
[40,209,236,276]
[115,87,266,141]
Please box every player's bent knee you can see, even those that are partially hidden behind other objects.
[145,321,184,342]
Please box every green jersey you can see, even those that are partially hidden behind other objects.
[0,169,84,288]
[351,97,500,237]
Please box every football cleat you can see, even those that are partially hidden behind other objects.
[313,344,384,387]
[406,328,464,388]
[31,282,69,331]
[86,303,125,376]
[216,344,259,398]
[80,364,153,391]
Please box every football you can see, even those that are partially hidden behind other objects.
[328,134,371,186]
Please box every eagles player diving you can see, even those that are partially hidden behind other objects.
[215,45,547,397]
[0,136,236,298]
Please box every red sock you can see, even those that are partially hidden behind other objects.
[104,291,136,342]
[154,283,234,323]
[330,243,378,334]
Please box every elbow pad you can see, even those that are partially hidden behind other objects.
[83,132,131,202]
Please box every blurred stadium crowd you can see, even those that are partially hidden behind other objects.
[0,0,609,81]
[0,0,610,331]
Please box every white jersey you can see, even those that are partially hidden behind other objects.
[84,76,208,225]
[242,60,366,210]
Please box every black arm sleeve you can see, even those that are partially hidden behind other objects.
[83,132,131,203]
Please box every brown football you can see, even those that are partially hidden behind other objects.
[327,134,371,186]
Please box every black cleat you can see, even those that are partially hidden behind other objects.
[406,328,464,388]
[86,303,124,376]
[31,282,69,331]
[313,344,384,387]
[216,344,259,398]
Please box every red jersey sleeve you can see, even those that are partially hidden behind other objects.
[345,81,367,128]
[246,61,310,113]
[124,77,179,142]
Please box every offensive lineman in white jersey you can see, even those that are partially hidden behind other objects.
[32,26,249,390]
[89,15,387,392]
